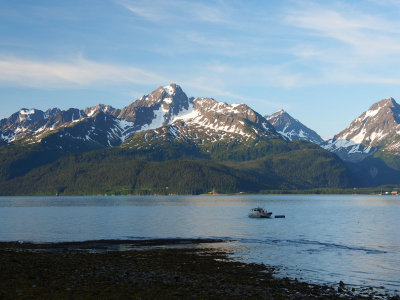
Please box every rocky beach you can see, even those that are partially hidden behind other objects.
[0,239,398,299]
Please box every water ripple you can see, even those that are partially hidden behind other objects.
[238,237,387,254]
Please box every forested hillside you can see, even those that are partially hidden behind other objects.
[0,139,353,195]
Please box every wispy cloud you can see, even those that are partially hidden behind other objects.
[120,2,164,22]
[181,76,288,111]
[0,56,166,89]
[119,0,229,23]
[189,2,229,23]
[281,1,400,86]
[285,2,400,57]
[366,0,400,9]
[198,61,312,89]
[0,54,290,110]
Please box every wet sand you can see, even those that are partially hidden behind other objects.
[0,239,398,299]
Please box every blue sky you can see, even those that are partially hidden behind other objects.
[2,0,400,138]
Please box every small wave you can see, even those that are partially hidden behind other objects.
[237,237,387,254]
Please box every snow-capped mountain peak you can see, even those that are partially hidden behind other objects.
[266,110,323,144]
[138,83,183,105]
[17,108,44,122]
[165,97,278,140]
[163,83,178,96]
[123,96,281,150]
[321,97,400,161]
[276,109,286,115]
[19,108,36,115]
[83,104,119,118]
[0,84,282,150]
[335,97,400,147]
[117,83,189,125]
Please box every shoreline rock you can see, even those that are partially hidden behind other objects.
[0,239,398,299]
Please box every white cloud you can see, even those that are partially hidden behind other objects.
[181,77,288,111]
[201,62,311,89]
[0,55,290,111]
[119,0,229,24]
[285,2,400,57]
[0,56,166,89]
[189,2,229,23]
[121,3,165,22]
[281,1,400,86]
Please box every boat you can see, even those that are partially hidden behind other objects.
[274,215,285,218]
[248,207,272,218]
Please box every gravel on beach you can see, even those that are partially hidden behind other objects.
[0,239,398,299]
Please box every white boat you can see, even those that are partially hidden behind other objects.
[248,207,272,218]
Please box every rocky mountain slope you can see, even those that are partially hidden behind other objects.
[265,98,400,165]
[0,84,280,152]
[0,105,126,148]
[0,84,355,194]
[266,110,323,144]
[7,84,400,191]
[321,98,400,162]
[5,86,400,165]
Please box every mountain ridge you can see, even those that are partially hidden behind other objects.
[2,84,400,194]
[0,83,355,195]
[3,86,400,166]
[0,83,282,152]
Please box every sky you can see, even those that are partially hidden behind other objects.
[2,1,400,138]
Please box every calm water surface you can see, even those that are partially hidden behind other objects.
[0,195,399,292]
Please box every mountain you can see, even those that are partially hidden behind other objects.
[0,105,124,148]
[321,97,400,162]
[0,83,353,195]
[316,97,400,186]
[124,95,284,161]
[266,110,323,144]
[265,98,400,166]
[118,83,190,125]
[0,84,186,149]
[0,84,281,154]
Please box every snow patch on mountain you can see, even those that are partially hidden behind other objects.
[163,85,175,96]
[350,128,368,144]
[87,108,97,117]
[114,119,135,142]
[167,126,176,138]
[261,123,272,133]
[164,97,173,104]
[172,102,197,122]
[138,106,166,132]
[321,138,374,162]
[365,107,381,118]
[170,98,262,138]
[20,109,36,115]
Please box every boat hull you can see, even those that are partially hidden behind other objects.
[248,212,272,218]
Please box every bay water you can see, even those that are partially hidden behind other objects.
[0,195,399,292]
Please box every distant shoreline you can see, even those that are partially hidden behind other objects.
[0,238,397,299]
[1,190,400,197]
